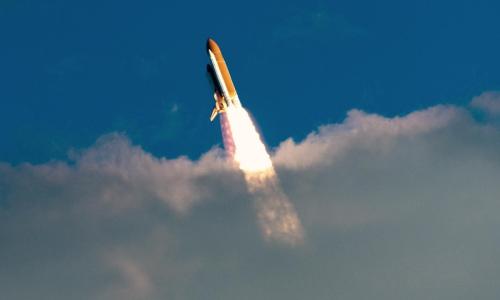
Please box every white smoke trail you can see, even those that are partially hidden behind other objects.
[222,105,304,245]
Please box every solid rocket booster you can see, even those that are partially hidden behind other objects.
[206,38,242,121]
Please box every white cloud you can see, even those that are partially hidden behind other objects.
[1,133,242,215]
[470,91,500,115]
[1,100,500,299]
[273,105,465,169]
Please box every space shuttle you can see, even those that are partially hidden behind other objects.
[206,38,242,121]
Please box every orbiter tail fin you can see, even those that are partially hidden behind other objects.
[210,107,218,122]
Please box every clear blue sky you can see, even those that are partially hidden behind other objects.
[1,0,499,163]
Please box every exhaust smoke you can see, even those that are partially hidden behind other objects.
[222,105,304,245]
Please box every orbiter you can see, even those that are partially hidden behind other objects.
[206,38,242,121]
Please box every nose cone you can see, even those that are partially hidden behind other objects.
[206,38,221,54]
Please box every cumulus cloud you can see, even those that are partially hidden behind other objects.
[1,100,500,299]
[0,134,245,299]
[273,105,464,169]
[470,91,500,115]
[1,133,243,215]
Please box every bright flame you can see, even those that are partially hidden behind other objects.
[225,105,273,173]
[223,104,304,245]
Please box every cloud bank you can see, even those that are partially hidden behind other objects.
[471,91,500,115]
[1,95,500,299]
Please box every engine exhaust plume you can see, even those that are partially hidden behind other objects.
[223,105,304,245]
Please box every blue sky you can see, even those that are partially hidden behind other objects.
[2,0,500,163]
[2,1,500,299]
